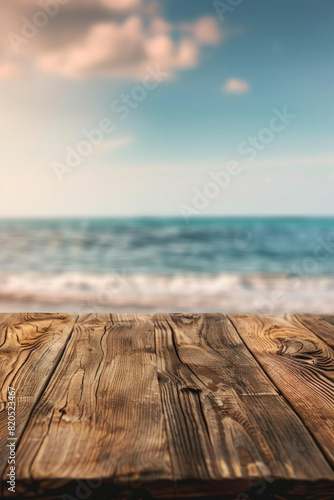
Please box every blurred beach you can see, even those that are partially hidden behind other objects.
[0,217,333,313]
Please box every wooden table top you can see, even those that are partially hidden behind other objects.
[0,313,333,499]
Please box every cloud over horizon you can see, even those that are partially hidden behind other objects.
[1,0,222,81]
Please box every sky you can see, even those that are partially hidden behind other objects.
[0,0,334,217]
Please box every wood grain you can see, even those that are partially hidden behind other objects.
[1,313,334,499]
[297,314,334,348]
[8,313,172,497]
[154,313,333,494]
[228,313,334,469]
[0,313,77,479]
[320,315,334,328]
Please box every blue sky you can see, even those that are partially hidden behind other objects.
[0,0,333,216]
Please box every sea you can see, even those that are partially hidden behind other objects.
[0,217,333,313]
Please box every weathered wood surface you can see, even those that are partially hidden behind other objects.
[0,314,77,475]
[297,314,334,348]
[155,314,332,483]
[8,314,172,497]
[0,313,334,499]
[228,314,334,469]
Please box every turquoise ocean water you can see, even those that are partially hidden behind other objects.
[0,217,333,312]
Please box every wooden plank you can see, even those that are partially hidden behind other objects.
[0,313,77,481]
[320,315,334,328]
[297,314,334,348]
[110,313,153,323]
[154,313,333,496]
[228,313,334,470]
[7,313,172,497]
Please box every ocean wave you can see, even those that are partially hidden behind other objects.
[1,272,334,313]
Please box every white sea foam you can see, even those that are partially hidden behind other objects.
[1,272,334,313]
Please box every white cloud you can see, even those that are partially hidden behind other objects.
[37,16,203,79]
[180,17,222,45]
[0,1,222,81]
[150,17,172,35]
[223,78,250,94]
